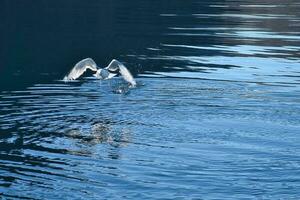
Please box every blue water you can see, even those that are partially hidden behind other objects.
[1,1,300,199]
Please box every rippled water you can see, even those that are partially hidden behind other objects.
[1,1,300,199]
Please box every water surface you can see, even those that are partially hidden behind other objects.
[0,0,300,199]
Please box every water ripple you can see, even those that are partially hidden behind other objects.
[1,0,300,199]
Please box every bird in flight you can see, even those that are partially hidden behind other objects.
[63,58,137,87]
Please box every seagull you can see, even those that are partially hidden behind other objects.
[63,58,137,87]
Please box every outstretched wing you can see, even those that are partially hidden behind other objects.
[105,59,137,87]
[63,58,98,81]
[118,65,137,87]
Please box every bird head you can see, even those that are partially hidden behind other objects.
[93,69,102,78]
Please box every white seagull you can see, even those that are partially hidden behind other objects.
[63,58,137,87]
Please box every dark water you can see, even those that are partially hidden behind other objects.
[1,0,300,199]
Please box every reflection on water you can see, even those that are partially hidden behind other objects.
[1,0,300,199]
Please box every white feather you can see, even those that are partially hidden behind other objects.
[106,59,137,87]
[63,58,98,81]
[63,58,137,87]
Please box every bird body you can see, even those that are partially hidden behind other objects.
[64,58,136,87]
[93,68,117,80]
